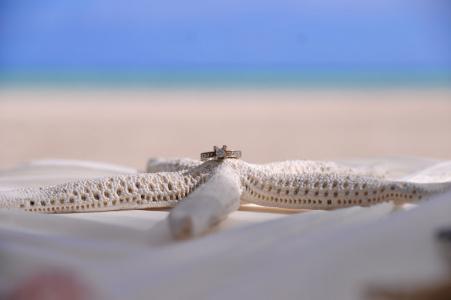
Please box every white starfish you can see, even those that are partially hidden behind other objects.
[1,148,450,239]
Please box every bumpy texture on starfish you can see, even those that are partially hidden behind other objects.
[1,157,450,239]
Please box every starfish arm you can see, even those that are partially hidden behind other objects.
[0,171,208,213]
[258,160,387,179]
[146,158,202,173]
[168,164,241,239]
[241,165,450,210]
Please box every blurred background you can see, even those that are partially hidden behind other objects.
[0,0,450,169]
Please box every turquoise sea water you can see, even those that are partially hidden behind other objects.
[1,70,450,89]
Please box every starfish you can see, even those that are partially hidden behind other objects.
[1,146,450,239]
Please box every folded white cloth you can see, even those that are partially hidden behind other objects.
[0,158,450,300]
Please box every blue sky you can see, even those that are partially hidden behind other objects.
[0,0,450,74]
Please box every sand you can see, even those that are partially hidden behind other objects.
[1,88,451,169]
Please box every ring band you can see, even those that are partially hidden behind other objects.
[201,145,242,161]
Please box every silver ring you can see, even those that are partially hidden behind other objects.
[201,145,242,161]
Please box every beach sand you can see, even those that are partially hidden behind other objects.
[1,88,450,169]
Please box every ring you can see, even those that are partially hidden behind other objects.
[201,145,242,161]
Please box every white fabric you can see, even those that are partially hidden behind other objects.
[0,158,450,299]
